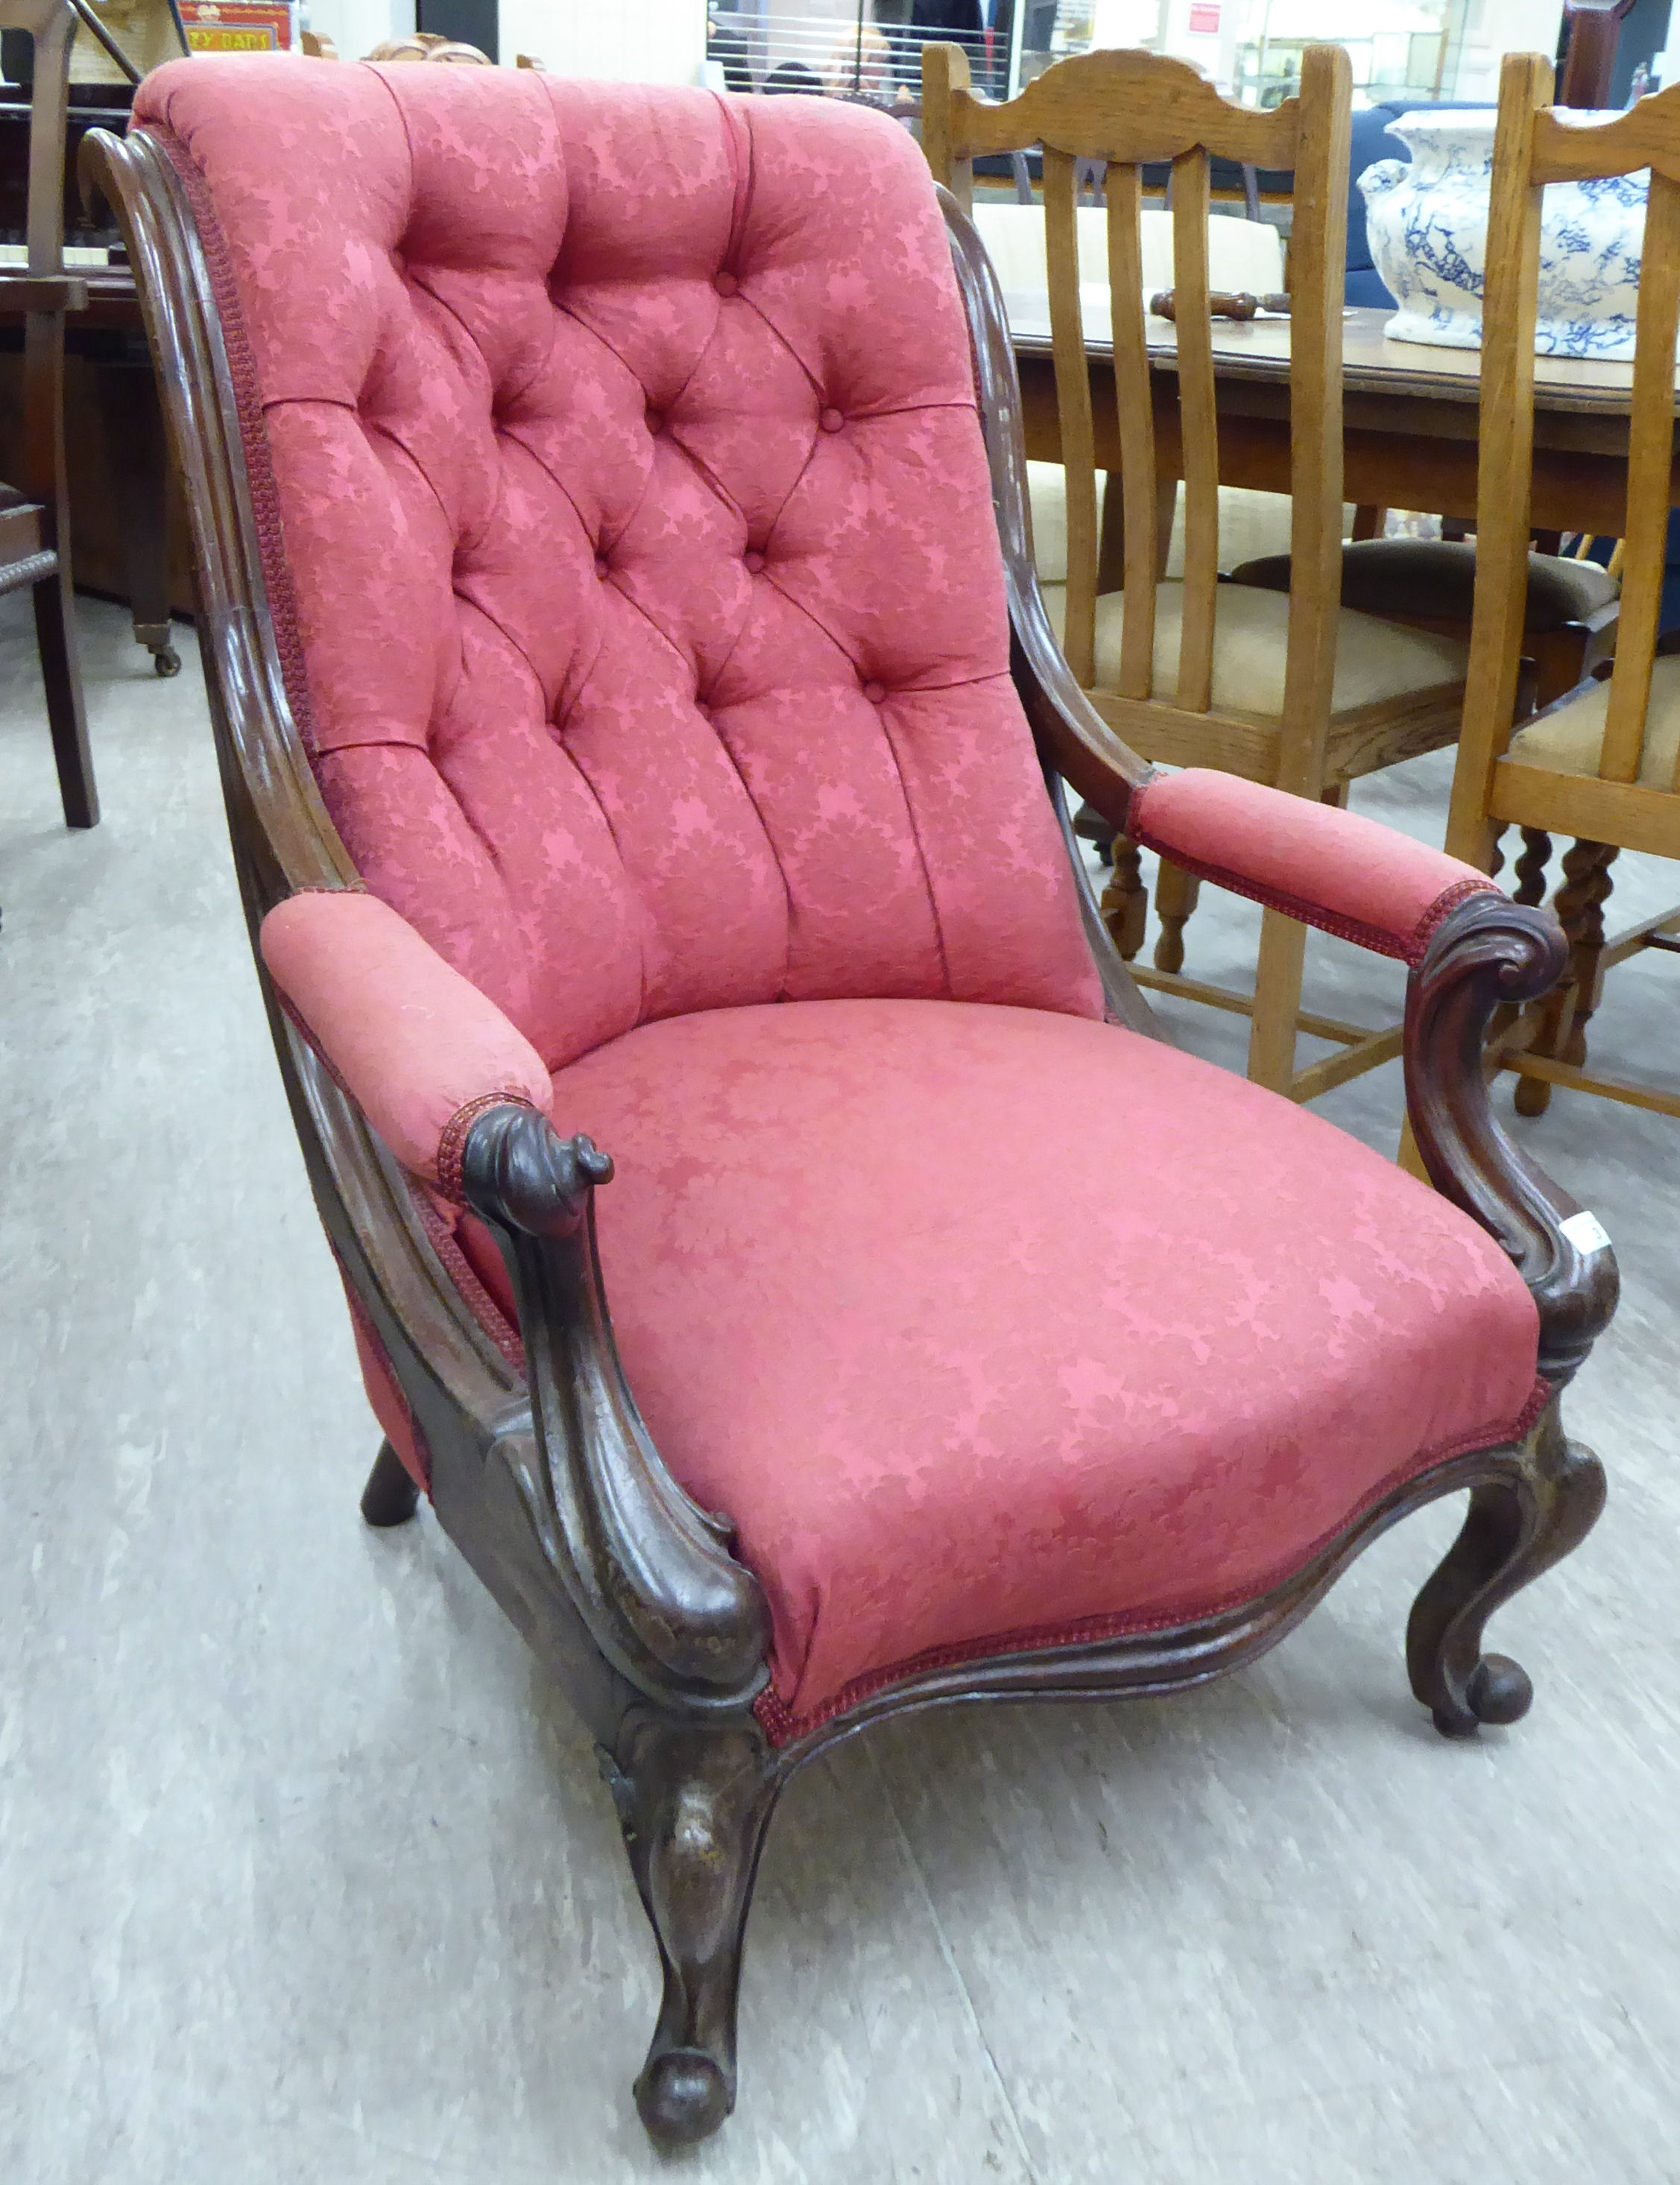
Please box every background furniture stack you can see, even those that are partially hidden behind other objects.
[0,0,186,674]
[0,0,96,838]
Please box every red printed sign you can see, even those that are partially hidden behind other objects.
[180,1,292,51]
[1187,1,1221,29]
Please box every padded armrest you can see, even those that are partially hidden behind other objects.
[1128,769,1497,967]
[259,890,552,1192]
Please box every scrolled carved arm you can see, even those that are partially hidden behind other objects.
[1405,892,1618,1385]
[461,1103,771,1713]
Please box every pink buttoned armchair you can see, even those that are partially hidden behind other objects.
[86,61,1614,2149]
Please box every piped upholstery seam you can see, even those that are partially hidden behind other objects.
[150,125,320,753]
[410,1184,527,1373]
[754,1377,1553,1745]
[435,1088,540,1205]
[1127,782,1501,968]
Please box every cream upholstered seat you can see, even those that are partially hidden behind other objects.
[1043,579,1468,719]
[1027,469,1303,586]
[1506,656,1680,788]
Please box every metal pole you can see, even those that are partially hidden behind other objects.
[1005,0,1026,95]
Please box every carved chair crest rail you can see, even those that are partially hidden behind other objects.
[82,58,1615,2148]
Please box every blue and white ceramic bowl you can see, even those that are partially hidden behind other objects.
[1358,108,1647,358]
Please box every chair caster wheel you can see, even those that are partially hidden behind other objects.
[153,646,182,677]
[634,2048,731,2146]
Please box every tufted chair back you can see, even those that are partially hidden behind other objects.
[132,60,1101,1067]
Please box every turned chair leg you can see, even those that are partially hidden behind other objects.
[1247,907,1307,1094]
[1512,826,1553,907]
[1515,837,1617,1119]
[1099,838,1149,961]
[607,1715,780,2148]
[1152,857,1201,974]
[1482,829,1553,1054]
[1406,1400,1605,1739]
[360,1438,420,1526]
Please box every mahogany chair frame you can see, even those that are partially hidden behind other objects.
[923,41,1475,1104]
[83,118,1616,2151]
[1448,54,1680,1125]
[1,0,96,832]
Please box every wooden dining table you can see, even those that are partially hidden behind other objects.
[1006,298,1667,540]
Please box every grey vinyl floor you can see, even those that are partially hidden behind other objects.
[2,597,1678,2184]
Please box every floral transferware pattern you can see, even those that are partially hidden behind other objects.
[1360,109,1649,358]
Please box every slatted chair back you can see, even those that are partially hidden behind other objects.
[921,39,1351,800]
[1450,52,1680,869]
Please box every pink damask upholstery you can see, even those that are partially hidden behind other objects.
[447,999,1543,1741]
[133,58,1101,1066]
[1129,771,1499,967]
[141,61,1546,1739]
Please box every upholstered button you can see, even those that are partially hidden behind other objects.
[819,407,844,433]
[863,680,887,704]
[645,408,663,434]
[713,270,739,297]
[743,550,765,575]
[594,555,610,579]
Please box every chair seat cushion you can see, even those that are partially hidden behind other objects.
[1231,539,1619,633]
[1043,579,1467,718]
[1026,466,1298,587]
[1506,654,1680,788]
[456,999,1539,1738]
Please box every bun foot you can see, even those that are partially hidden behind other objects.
[1432,1656,1533,1738]
[634,2048,732,2146]
[1468,1652,1533,1724]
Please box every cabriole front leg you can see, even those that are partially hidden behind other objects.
[604,1711,782,2146]
[1407,1398,1605,1737]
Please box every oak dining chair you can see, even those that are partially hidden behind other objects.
[1447,52,1680,1125]
[922,40,1474,1102]
[969,191,1295,642]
